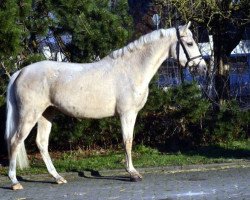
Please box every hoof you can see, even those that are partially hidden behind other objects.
[56,177,67,184]
[12,183,23,190]
[130,175,142,182]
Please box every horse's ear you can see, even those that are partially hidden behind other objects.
[182,21,191,35]
[183,21,191,33]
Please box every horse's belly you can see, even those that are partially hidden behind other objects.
[53,95,116,119]
[76,103,116,118]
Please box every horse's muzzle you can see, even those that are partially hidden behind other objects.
[198,59,207,76]
[190,59,207,76]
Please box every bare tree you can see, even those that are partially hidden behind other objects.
[168,0,250,105]
[128,0,250,106]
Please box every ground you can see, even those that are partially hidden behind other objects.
[0,162,250,200]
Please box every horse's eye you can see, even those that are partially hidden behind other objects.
[187,42,193,46]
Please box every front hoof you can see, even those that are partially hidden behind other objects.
[12,183,23,190]
[56,177,67,184]
[130,175,142,182]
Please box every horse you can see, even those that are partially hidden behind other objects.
[5,22,207,190]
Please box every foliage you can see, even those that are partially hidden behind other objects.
[48,114,122,151]
[168,0,250,28]
[136,82,211,150]
[0,0,23,61]
[0,0,32,106]
[51,0,133,62]
[211,101,250,143]
[2,140,250,176]
[20,53,46,67]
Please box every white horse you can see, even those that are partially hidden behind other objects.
[5,22,206,190]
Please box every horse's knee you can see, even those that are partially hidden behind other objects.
[124,138,133,149]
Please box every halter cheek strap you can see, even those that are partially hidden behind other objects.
[176,28,202,68]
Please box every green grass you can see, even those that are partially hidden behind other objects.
[0,140,250,176]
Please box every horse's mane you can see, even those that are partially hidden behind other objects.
[109,28,175,59]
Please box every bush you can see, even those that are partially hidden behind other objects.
[48,114,122,150]
[136,82,211,151]
[210,101,250,143]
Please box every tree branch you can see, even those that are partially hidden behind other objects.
[0,62,11,79]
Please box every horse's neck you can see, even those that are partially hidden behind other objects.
[130,39,172,89]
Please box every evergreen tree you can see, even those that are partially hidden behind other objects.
[50,0,132,62]
[0,0,32,104]
[0,0,23,74]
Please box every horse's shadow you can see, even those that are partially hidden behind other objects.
[0,175,56,190]
[0,169,132,190]
[75,169,132,182]
[17,176,55,184]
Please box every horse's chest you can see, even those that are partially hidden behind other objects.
[132,88,149,110]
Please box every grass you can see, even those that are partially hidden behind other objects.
[0,140,250,176]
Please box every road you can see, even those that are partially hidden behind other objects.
[1,164,250,200]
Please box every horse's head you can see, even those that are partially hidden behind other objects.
[170,22,207,76]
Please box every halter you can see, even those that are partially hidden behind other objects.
[176,27,203,68]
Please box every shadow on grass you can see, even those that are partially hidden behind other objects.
[182,145,250,160]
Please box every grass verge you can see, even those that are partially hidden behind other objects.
[0,140,249,176]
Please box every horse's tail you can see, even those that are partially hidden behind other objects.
[5,70,29,169]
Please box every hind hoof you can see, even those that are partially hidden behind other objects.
[12,183,23,190]
[56,177,67,184]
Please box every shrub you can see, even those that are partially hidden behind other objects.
[210,101,250,143]
[136,82,211,150]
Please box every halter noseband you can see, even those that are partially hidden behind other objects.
[176,27,203,68]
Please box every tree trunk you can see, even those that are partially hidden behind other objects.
[213,31,231,106]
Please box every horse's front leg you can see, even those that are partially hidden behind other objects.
[120,111,142,182]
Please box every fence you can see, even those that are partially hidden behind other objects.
[157,37,250,110]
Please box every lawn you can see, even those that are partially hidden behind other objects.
[0,140,249,176]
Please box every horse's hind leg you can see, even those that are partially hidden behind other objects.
[9,114,39,190]
[36,110,67,184]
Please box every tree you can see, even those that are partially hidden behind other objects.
[0,0,32,104]
[50,0,132,62]
[128,0,180,37]
[128,0,250,106]
[168,0,250,105]
[25,0,52,53]
[0,0,23,77]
